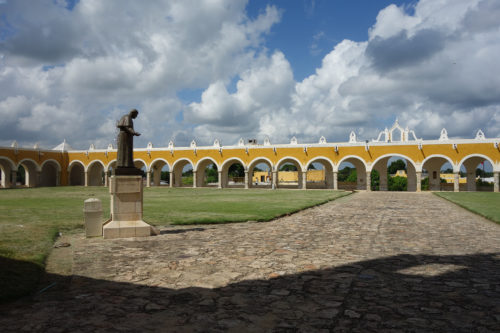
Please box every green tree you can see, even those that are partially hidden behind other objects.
[338,166,353,181]
[387,160,406,174]
[388,176,407,191]
[346,170,357,182]
[228,163,244,177]
[370,170,380,191]
[279,164,298,172]
[206,164,218,183]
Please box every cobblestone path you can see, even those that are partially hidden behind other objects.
[1,192,500,332]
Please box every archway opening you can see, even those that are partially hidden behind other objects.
[150,160,170,186]
[172,160,194,187]
[18,160,39,187]
[306,160,333,189]
[276,159,302,189]
[460,156,494,192]
[422,157,456,191]
[249,161,272,188]
[40,161,59,187]
[221,160,245,188]
[69,163,85,186]
[371,156,417,191]
[87,162,105,186]
[196,159,218,187]
[338,158,366,190]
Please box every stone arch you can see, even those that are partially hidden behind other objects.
[195,157,219,188]
[150,158,171,186]
[171,158,194,187]
[39,159,61,187]
[220,158,247,188]
[275,156,304,189]
[0,156,16,188]
[337,155,368,190]
[422,155,456,191]
[68,160,85,186]
[87,160,106,186]
[248,157,274,188]
[17,158,40,187]
[305,156,334,189]
[458,154,495,192]
[371,154,418,192]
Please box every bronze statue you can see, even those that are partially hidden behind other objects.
[115,109,142,175]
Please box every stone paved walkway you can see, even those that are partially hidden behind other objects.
[1,192,500,332]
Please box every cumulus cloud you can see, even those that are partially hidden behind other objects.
[191,0,500,143]
[0,0,280,148]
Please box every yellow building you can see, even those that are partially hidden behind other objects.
[1,121,499,192]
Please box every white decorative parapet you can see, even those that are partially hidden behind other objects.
[319,136,326,144]
[475,129,486,140]
[213,139,221,147]
[190,140,197,148]
[264,137,271,146]
[349,131,357,143]
[238,138,245,146]
[290,136,298,144]
[439,128,449,141]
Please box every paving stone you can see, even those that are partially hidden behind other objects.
[1,192,499,332]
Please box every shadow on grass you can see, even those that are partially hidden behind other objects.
[1,253,499,331]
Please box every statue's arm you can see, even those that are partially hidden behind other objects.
[119,125,141,136]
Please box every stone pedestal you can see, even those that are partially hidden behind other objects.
[103,175,153,239]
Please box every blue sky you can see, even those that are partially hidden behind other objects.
[0,0,499,150]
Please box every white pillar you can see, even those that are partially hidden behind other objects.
[301,171,307,190]
[272,171,277,189]
[494,172,499,192]
[244,171,249,189]
[146,171,151,188]
[84,171,88,187]
[218,171,222,189]
[454,172,460,192]
[192,171,197,188]
[104,172,108,187]
[366,171,371,191]
[416,172,422,192]
[169,172,173,188]
[333,171,338,190]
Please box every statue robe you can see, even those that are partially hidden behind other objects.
[116,114,134,168]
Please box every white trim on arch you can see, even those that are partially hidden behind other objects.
[247,157,274,171]
[0,156,16,170]
[337,155,368,172]
[17,158,41,172]
[40,159,61,172]
[85,159,106,172]
[133,158,149,171]
[421,154,456,172]
[458,154,497,172]
[275,156,304,172]
[106,159,117,171]
[371,153,417,172]
[68,159,85,172]
[194,157,219,172]
[305,156,335,170]
[149,158,171,172]
[171,158,195,171]
[220,157,247,171]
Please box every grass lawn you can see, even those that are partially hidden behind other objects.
[0,186,349,302]
[434,192,500,224]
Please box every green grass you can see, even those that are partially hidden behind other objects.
[434,192,500,224]
[0,186,349,302]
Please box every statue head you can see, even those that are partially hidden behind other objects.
[130,109,139,118]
